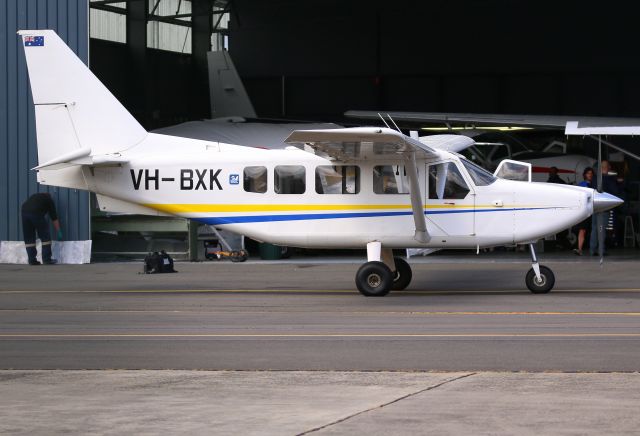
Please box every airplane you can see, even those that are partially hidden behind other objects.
[18,30,624,297]
[161,52,598,184]
[345,110,640,169]
[455,130,597,184]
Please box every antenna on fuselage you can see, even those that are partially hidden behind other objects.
[386,114,402,133]
[377,113,391,129]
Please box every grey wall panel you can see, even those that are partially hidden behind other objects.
[1,0,90,241]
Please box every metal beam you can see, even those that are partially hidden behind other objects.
[148,13,192,27]
[192,0,213,117]
[590,135,640,163]
[127,0,149,125]
[90,3,127,14]
[90,0,128,5]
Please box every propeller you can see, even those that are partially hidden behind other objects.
[597,136,605,265]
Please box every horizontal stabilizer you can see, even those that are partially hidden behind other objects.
[33,150,129,170]
[32,147,91,170]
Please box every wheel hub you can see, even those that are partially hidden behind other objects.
[534,274,546,286]
[367,273,382,288]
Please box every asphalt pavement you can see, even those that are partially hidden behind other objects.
[0,256,639,371]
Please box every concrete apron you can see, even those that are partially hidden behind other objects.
[1,371,638,435]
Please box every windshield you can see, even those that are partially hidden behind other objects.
[460,158,497,186]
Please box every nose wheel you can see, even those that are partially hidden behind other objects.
[526,243,555,294]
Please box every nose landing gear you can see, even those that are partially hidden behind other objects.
[525,243,555,294]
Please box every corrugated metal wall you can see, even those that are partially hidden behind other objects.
[1,0,90,241]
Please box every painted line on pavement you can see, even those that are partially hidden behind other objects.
[2,309,640,316]
[1,333,640,338]
[1,288,640,294]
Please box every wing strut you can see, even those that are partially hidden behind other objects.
[405,152,429,243]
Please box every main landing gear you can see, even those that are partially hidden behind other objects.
[525,243,555,294]
[356,242,413,297]
[355,241,555,297]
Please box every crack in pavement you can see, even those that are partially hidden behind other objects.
[297,372,477,435]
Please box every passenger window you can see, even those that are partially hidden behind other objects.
[316,166,360,194]
[243,166,267,193]
[373,165,409,194]
[274,165,306,194]
[428,162,470,199]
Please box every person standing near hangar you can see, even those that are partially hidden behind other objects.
[21,193,63,265]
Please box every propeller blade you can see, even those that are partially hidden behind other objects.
[598,212,605,265]
[597,136,604,265]
[597,136,603,194]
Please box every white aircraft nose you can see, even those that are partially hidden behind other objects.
[593,191,623,213]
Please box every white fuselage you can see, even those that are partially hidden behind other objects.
[68,133,594,250]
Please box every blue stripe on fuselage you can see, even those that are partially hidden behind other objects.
[195,207,553,225]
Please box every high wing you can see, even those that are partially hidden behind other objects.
[285,127,471,244]
[285,126,440,161]
[345,110,640,134]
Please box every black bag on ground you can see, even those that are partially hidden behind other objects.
[144,250,176,274]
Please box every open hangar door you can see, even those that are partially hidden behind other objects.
[87,0,640,259]
[88,0,231,260]
[227,0,640,255]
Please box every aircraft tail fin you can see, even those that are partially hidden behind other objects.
[208,50,257,119]
[18,30,147,166]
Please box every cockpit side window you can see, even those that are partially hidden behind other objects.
[460,158,497,186]
[428,162,470,200]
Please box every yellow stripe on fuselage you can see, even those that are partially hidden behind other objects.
[143,203,528,214]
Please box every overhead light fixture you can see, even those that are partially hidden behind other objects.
[420,126,533,132]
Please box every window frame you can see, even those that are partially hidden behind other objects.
[274,165,306,195]
[243,166,268,194]
[372,164,410,195]
[315,165,361,195]
[426,160,473,200]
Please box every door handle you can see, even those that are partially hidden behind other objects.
[492,200,503,207]
[444,202,456,205]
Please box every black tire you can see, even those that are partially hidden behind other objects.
[391,257,412,290]
[356,261,393,297]
[525,265,555,294]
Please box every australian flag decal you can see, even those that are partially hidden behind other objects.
[24,36,44,47]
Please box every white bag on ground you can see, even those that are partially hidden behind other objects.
[0,241,92,264]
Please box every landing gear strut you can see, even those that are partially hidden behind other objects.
[525,243,555,294]
[355,242,412,296]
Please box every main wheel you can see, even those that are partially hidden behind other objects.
[356,261,393,297]
[525,265,555,294]
[391,257,412,290]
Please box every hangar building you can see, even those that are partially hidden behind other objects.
[2,0,639,258]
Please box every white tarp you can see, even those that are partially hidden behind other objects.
[0,241,92,264]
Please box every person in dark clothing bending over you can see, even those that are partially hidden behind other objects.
[21,193,62,265]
